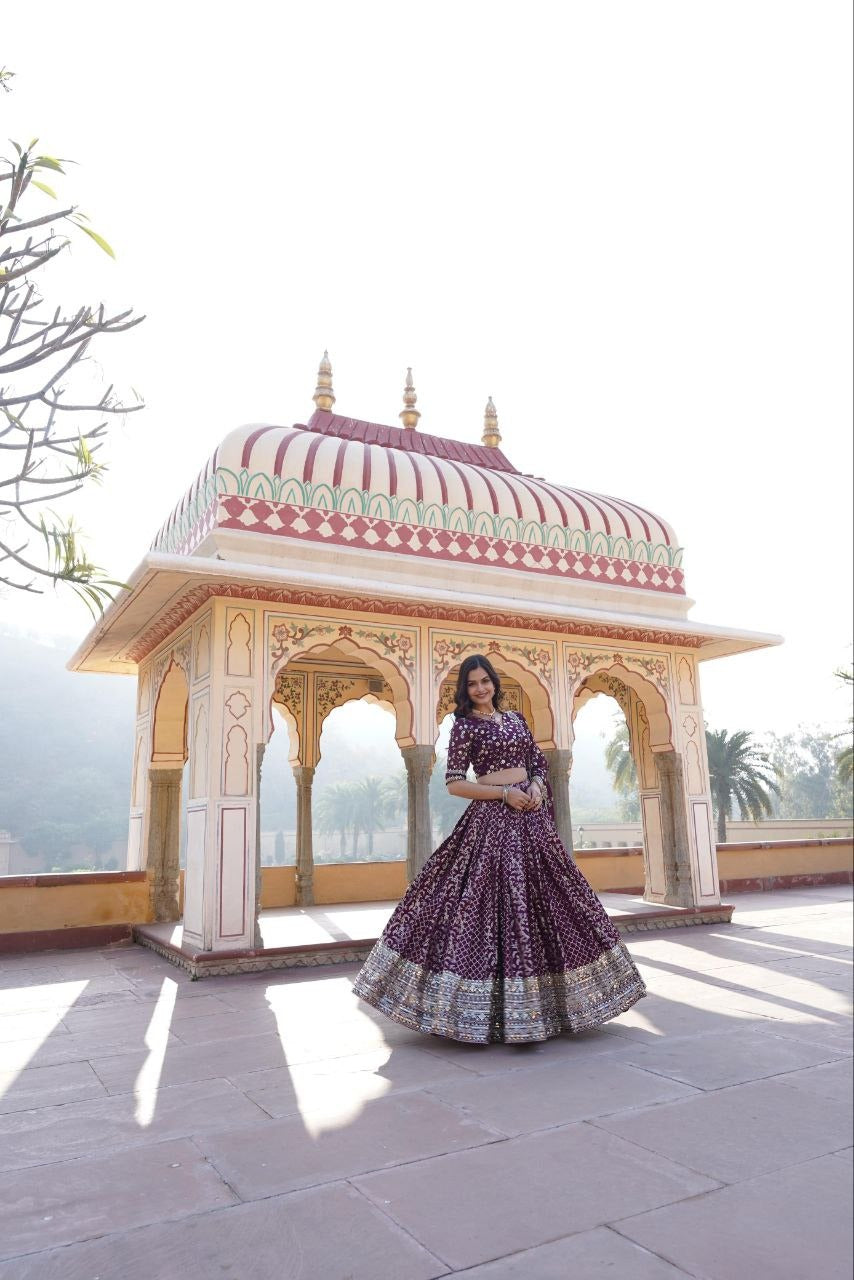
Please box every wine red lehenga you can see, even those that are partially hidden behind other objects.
[353,709,647,1044]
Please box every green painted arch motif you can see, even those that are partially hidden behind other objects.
[206,468,684,568]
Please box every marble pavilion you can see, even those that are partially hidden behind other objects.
[69,356,779,961]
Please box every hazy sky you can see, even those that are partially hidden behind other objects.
[2,1,851,737]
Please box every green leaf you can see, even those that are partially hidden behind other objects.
[74,222,116,258]
[33,155,65,173]
[31,179,57,199]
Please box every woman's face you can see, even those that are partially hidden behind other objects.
[467,666,495,710]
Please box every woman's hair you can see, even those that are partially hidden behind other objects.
[453,654,505,719]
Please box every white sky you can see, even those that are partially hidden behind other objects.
[2,1,852,737]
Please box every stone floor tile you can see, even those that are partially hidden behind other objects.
[612,1026,848,1090]
[0,1182,447,1280]
[0,1026,184,1073]
[170,1008,284,1046]
[775,1055,854,1102]
[750,1016,853,1055]
[0,1059,105,1114]
[89,1031,292,1094]
[426,1056,698,1136]
[0,965,63,989]
[615,1152,853,1280]
[454,1225,692,1278]
[596,994,758,1042]
[0,975,137,1015]
[0,1009,68,1046]
[242,1044,477,1119]
[199,1090,501,1199]
[594,1075,853,1182]
[0,1137,236,1261]
[358,1121,717,1269]
[0,1077,271,1172]
[354,1122,717,1271]
[415,1026,634,1076]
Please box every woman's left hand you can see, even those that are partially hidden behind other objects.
[526,785,544,811]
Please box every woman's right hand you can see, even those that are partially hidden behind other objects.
[504,787,533,811]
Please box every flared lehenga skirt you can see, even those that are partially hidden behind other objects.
[352,790,647,1044]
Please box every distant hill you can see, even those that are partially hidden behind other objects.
[0,631,136,870]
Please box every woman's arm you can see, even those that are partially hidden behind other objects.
[447,779,532,809]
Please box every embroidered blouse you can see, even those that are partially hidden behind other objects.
[444,711,550,785]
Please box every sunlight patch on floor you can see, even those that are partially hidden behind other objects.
[266,994,393,1137]
[134,976,178,1126]
[0,980,88,1096]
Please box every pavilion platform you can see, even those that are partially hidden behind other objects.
[134,895,736,979]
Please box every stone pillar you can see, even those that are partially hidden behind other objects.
[145,767,183,922]
[654,750,695,907]
[253,744,265,946]
[401,746,434,882]
[543,748,574,856]
[292,764,316,906]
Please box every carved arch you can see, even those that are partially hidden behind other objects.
[267,630,416,747]
[151,659,190,764]
[570,658,673,751]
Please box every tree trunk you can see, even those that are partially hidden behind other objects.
[717,807,727,843]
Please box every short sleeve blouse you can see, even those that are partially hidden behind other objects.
[444,711,550,785]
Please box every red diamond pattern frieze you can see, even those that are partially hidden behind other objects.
[214,497,685,595]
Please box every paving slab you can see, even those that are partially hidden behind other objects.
[88,1030,294,1093]
[612,1025,848,1090]
[0,1076,271,1172]
[615,1152,853,1280]
[594,1075,853,1182]
[0,1136,236,1261]
[749,1015,853,1055]
[774,1055,854,1102]
[426,1055,698,1136]
[355,1122,718,1271]
[241,1043,477,1119]
[0,976,138,1015]
[200,1090,501,1200]
[0,1009,68,1046]
[596,993,759,1042]
[454,1225,692,1278]
[0,1059,105,1113]
[0,1181,446,1280]
[415,1026,635,1076]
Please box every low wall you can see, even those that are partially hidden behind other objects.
[259,862,408,907]
[0,871,150,952]
[0,840,850,951]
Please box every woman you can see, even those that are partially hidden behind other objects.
[352,654,647,1043]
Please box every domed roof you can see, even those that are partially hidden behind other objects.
[152,409,685,596]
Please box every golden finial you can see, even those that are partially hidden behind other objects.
[312,350,335,412]
[399,367,421,430]
[482,396,501,448]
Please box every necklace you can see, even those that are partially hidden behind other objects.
[472,707,499,721]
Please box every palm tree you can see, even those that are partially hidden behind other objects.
[705,728,780,842]
[353,777,391,857]
[605,723,637,793]
[834,667,852,785]
[382,770,408,823]
[604,722,640,821]
[314,782,357,858]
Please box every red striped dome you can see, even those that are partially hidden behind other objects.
[153,410,685,596]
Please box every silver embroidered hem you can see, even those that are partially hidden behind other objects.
[352,937,647,1044]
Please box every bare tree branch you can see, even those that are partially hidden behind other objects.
[0,129,144,608]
